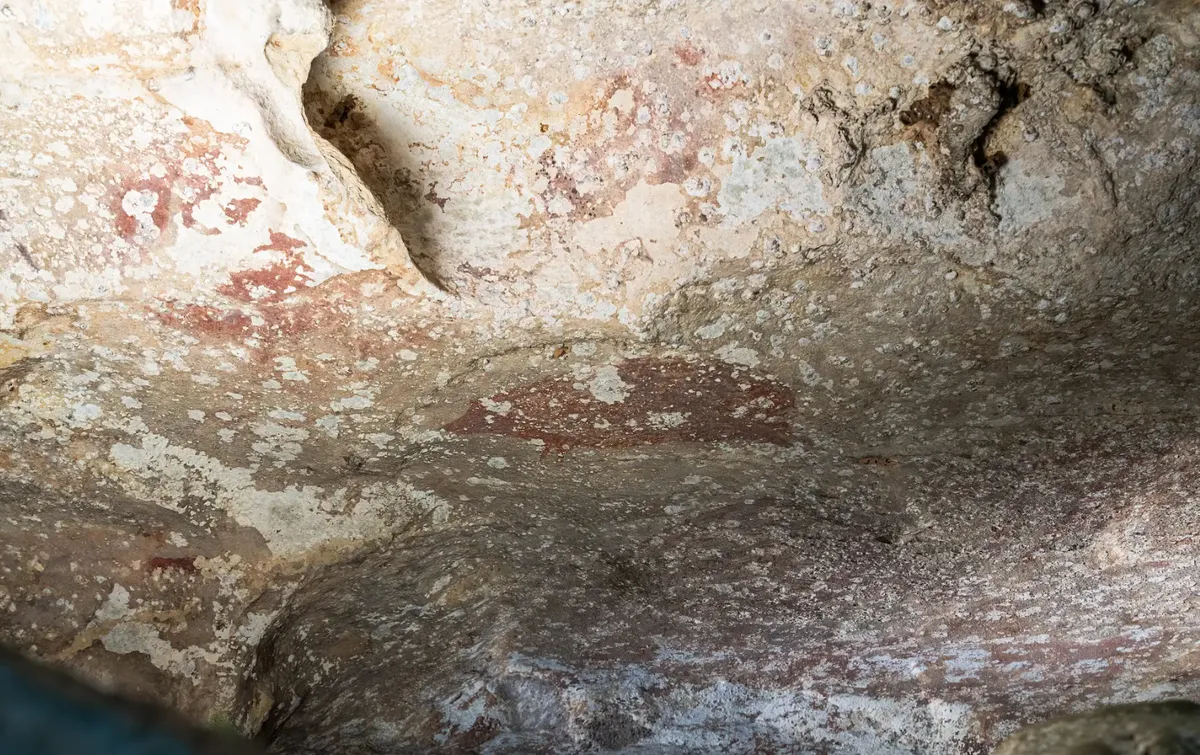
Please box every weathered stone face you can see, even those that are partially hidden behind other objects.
[2,0,1199,752]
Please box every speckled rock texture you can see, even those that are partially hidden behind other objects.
[1,0,1199,752]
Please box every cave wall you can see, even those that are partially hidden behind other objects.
[1,0,1200,752]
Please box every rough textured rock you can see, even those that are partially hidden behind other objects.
[992,700,1200,755]
[1,0,1199,752]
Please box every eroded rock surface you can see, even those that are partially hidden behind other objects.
[1,0,1199,752]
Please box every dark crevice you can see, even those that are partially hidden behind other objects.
[971,76,1030,216]
[321,93,360,131]
[256,694,307,750]
[1084,81,1119,107]
[14,242,36,270]
[302,13,447,290]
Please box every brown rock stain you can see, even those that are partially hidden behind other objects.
[171,0,201,32]
[445,357,794,454]
[653,149,700,187]
[857,456,897,467]
[424,183,449,210]
[899,82,956,127]
[376,59,400,84]
[147,556,198,574]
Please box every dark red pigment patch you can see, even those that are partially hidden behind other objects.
[445,357,794,454]
[149,259,385,342]
[674,42,703,66]
[149,280,371,344]
[113,177,171,240]
[146,556,197,574]
[222,197,261,225]
[220,231,313,304]
[110,120,258,243]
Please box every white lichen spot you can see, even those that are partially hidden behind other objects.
[465,476,511,488]
[695,318,729,340]
[427,574,453,598]
[487,457,509,469]
[274,356,309,382]
[527,134,553,159]
[706,60,749,89]
[268,409,306,421]
[331,394,373,411]
[717,137,830,225]
[996,158,1072,233]
[250,422,310,461]
[365,432,394,449]
[716,345,761,367]
[235,611,278,647]
[101,622,203,683]
[480,398,513,416]
[93,584,130,622]
[609,88,635,113]
[587,365,630,404]
[72,403,102,424]
[681,174,712,198]
[646,411,689,430]
[187,410,205,422]
[315,415,340,438]
[120,190,163,238]
[108,435,444,555]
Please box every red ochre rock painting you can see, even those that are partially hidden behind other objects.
[445,356,794,454]
[220,230,313,304]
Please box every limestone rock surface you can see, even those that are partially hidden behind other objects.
[1,0,1200,752]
